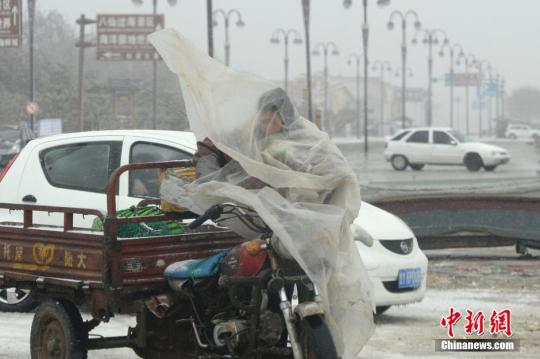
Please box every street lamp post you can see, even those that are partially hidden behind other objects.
[213,8,245,67]
[500,76,505,120]
[313,42,339,136]
[370,60,392,126]
[348,53,362,138]
[343,0,392,153]
[387,10,422,129]
[476,59,491,138]
[413,29,448,126]
[270,29,303,94]
[131,0,178,129]
[393,66,414,121]
[439,42,464,128]
[28,0,36,132]
[456,53,476,136]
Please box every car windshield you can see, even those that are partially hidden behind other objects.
[447,130,468,143]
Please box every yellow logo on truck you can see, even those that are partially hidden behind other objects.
[12,243,56,272]
[32,243,55,266]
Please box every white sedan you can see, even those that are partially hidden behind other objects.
[352,202,428,315]
[384,127,510,172]
[0,129,427,314]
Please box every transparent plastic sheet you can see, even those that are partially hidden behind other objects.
[150,29,374,357]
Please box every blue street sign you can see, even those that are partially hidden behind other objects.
[477,82,498,97]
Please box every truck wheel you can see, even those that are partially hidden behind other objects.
[31,300,88,359]
[391,155,408,171]
[299,315,338,359]
[464,153,483,172]
[0,287,36,312]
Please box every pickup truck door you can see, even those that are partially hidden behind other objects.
[17,136,123,228]
[117,136,194,210]
[431,131,463,164]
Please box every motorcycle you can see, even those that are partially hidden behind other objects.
[136,202,338,359]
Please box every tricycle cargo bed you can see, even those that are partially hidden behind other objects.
[0,218,242,291]
[0,161,244,297]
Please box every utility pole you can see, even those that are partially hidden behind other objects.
[152,0,158,129]
[28,0,36,132]
[75,15,96,132]
[207,0,213,56]
[302,0,314,123]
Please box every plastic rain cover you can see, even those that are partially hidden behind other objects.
[150,29,374,357]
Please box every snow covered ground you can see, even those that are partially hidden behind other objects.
[1,247,538,358]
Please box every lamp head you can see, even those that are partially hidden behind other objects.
[293,38,303,45]
[411,37,418,45]
[377,0,391,7]
[312,49,321,56]
[237,19,245,28]
[270,37,279,45]
[414,21,422,31]
[332,49,340,56]
[343,0,352,9]
[167,0,177,6]
[131,0,143,6]
[387,21,394,31]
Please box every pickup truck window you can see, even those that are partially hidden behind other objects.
[129,141,192,198]
[406,130,429,144]
[40,141,122,193]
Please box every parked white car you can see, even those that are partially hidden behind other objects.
[0,130,427,314]
[505,123,540,140]
[352,202,428,315]
[384,127,511,172]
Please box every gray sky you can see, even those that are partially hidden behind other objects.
[39,0,540,127]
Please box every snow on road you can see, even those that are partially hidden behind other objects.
[1,248,538,358]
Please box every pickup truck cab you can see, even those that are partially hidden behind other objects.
[384,127,511,172]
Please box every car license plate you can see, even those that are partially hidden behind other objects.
[398,268,422,289]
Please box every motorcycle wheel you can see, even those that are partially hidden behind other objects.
[299,315,338,359]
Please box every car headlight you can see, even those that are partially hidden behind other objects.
[379,238,414,255]
[491,151,507,156]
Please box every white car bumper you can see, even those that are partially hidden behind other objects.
[356,239,428,307]
[482,153,511,166]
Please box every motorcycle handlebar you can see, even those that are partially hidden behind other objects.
[187,204,224,229]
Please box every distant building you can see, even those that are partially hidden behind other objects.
[287,73,403,137]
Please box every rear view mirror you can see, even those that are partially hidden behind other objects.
[450,140,458,146]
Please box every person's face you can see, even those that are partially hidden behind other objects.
[259,111,283,135]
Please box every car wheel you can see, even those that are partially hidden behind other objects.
[464,153,483,172]
[410,164,424,171]
[375,306,391,316]
[0,287,36,312]
[484,165,497,171]
[391,155,408,171]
